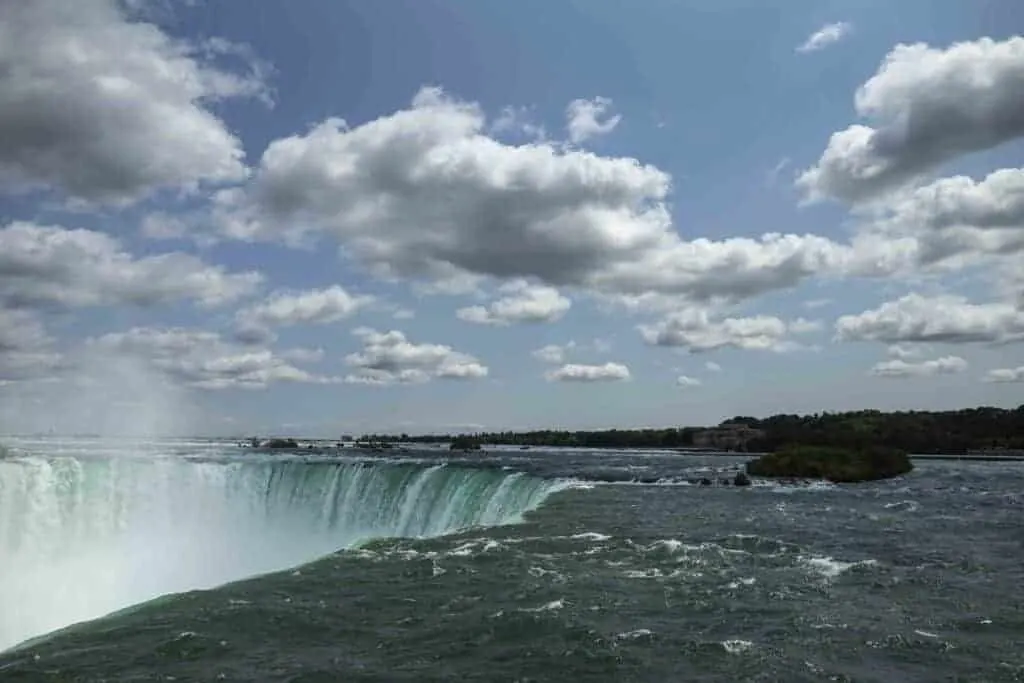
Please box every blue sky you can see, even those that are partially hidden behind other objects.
[1,0,1022,436]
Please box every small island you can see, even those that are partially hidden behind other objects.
[247,437,299,449]
[745,445,913,483]
[449,435,482,451]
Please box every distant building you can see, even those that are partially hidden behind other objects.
[692,422,764,451]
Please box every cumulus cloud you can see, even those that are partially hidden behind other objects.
[0,0,268,204]
[532,343,575,364]
[89,327,333,390]
[544,362,631,383]
[456,281,571,325]
[705,361,722,372]
[798,36,1024,204]
[0,309,63,382]
[887,344,923,360]
[676,375,702,387]
[565,97,622,144]
[0,309,51,355]
[639,310,816,352]
[803,298,832,310]
[836,294,1024,344]
[878,168,1024,233]
[215,87,887,306]
[985,366,1024,383]
[0,222,261,311]
[490,105,547,141]
[140,213,191,241]
[767,157,792,185]
[234,285,374,342]
[797,22,852,54]
[858,167,1024,269]
[343,328,487,385]
[789,317,824,334]
[870,355,968,378]
[279,347,325,364]
[1009,267,1024,310]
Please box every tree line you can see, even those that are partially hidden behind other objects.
[739,406,1024,454]
[363,405,1024,454]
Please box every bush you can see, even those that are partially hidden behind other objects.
[449,435,482,451]
[745,444,912,483]
[264,438,299,449]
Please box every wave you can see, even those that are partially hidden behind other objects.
[0,453,564,652]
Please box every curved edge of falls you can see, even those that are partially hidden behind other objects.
[0,453,572,652]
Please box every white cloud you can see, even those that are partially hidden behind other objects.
[279,347,325,364]
[705,361,722,372]
[0,309,63,382]
[797,22,853,54]
[836,294,1024,344]
[798,36,1024,204]
[858,168,1024,270]
[985,366,1024,383]
[767,157,792,186]
[0,221,261,310]
[803,298,832,310]
[639,309,816,352]
[456,281,571,325]
[89,327,333,390]
[140,213,190,241]
[0,309,50,355]
[0,0,268,204]
[532,342,575,364]
[344,328,488,385]
[877,168,1024,233]
[235,285,373,338]
[887,344,923,360]
[870,355,968,378]
[676,375,702,387]
[490,105,547,141]
[1011,269,1024,311]
[565,96,622,144]
[789,317,824,334]
[544,362,631,383]
[217,87,879,306]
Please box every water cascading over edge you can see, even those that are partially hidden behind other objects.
[0,452,562,652]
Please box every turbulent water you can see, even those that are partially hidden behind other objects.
[0,438,1022,681]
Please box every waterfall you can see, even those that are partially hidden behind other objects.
[0,451,561,651]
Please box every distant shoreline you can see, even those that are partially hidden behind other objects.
[5,405,1022,458]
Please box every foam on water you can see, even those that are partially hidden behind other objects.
[800,555,878,579]
[0,449,563,652]
[721,639,754,654]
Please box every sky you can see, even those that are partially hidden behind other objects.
[1,0,1023,437]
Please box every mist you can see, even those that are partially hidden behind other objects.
[0,348,200,437]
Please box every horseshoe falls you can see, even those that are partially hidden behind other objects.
[0,445,560,652]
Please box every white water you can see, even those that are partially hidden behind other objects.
[0,447,561,652]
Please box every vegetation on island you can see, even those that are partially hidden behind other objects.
[262,438,299,449]
[740,407,1024,454]
[448,435,482,451]
[745,445,913,483]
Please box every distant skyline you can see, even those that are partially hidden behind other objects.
[1,1,1023,437]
